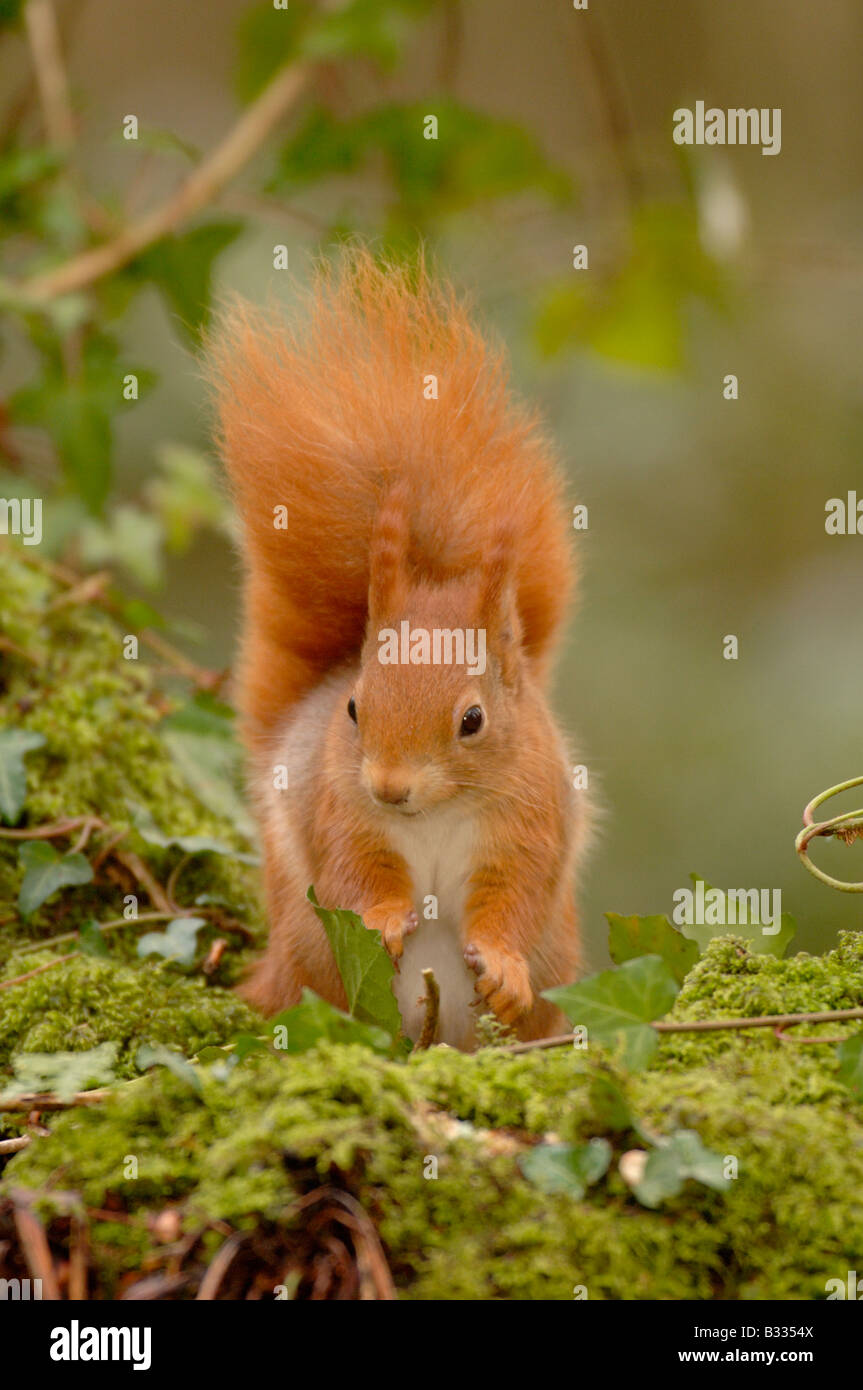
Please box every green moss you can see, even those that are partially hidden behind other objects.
[0,544,264,1087]
[0,955,260,1075]
[3,546,863,1299]
[6,969,863,1300]
[658,932,863,1072]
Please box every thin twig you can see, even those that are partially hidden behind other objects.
[0,1135,32,1154]
[0,953,77,991]
[11,1193,61,1298]
[24,0,75,149]
[113,848,176,914]
[0,816,97,841]
[0,634,42,666]
[416,968,440,1050]
[47,570,112,611]
[68,1209,89,1300]
[196,1232,249,1300]
[14,910,176,953]
[502,1007,863,1055]
[0,1089,111,1113]
[166,852,192,907]
[17,60,311,302]
[12,547,227,691]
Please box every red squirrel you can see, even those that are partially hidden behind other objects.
[208,250,590,1048]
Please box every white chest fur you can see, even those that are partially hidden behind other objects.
[385,804,479,1049]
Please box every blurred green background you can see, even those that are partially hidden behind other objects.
[2,0,862,960]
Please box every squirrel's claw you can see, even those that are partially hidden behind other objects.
[362,902,419,966]
[464,941,532,1025]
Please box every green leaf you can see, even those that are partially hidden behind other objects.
[544,955,679,1070]
[137,917,206,966]
[9,331,129,514]
[679,874,796,959]
[127,801,258,863]
[269,989,396,1055]
[0,1042,117,1102]
[146,442,233,552]
[837,1032,863,1099]
[299,0,430,68]
[136,1043,202,1093]
[308,887,403,1040]
[130,220,244,345]
[17,841,93,916]
[606,911,699,985]
[0,0,24,32]
[78,504,164,587]
[161,721,256,843]
[520,1138,612,1198]
[632,1129,731,1209]
[0,728,45,823]
[235,0,309,102]
[0,145,62,214]
[78,918,110,958]
[271,99,571,230]
[534,200,724,370]
[589,1073,635,1133]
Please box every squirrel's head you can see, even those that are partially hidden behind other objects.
[346,487,525,817]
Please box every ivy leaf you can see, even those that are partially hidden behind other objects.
[679,874,796,959]
[299,0,432,69]
[0,1,24,33]
[9,331,130,514]
[632,1129,731,1209]
[77,918,110,958]
[17,841,93,916]
[544,956,679,1070]
[146,442,233,552]
[136,1043,202,1094]
[130,220,244,345]
[160,699,256,843]
[837,1032,863,1100]
[0,728,45,824]
[534,201,723,371]
[268,989,397,1055]
[137,917,206,966]
[127,801,258,863]
[589,1074,635,1133]
[235,0,309,102]
[0,145,62,228]
[0,1042,117,1102]
[520,1138,612,1199]
[78,504,164,588]
[606,911,699,985]
[308,887,403,1041]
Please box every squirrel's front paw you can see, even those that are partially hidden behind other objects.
[464,941,533,1025]
[362,900,419,966]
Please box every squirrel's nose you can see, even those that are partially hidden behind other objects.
[373,781,412,806]
[365,764,413,806]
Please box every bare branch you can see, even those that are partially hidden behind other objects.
[24,0,75,150]
[18,60,311,302]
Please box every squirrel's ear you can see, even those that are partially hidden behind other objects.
[368,482,410,619]
[480,534,522,674]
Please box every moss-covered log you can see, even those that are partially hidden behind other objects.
[2,543,863,1300]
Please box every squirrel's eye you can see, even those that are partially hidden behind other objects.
[460,705,483,737]
[347,696,358,723]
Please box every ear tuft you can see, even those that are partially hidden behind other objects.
[368,481,411,619]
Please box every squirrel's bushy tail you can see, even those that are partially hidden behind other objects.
[207,248,574,748]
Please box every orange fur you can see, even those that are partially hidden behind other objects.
[207,249,588,1047]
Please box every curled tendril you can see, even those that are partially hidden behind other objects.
[796,776,863,892]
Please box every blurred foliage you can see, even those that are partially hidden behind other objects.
[535,202,725,370]
[0,0,729,600]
